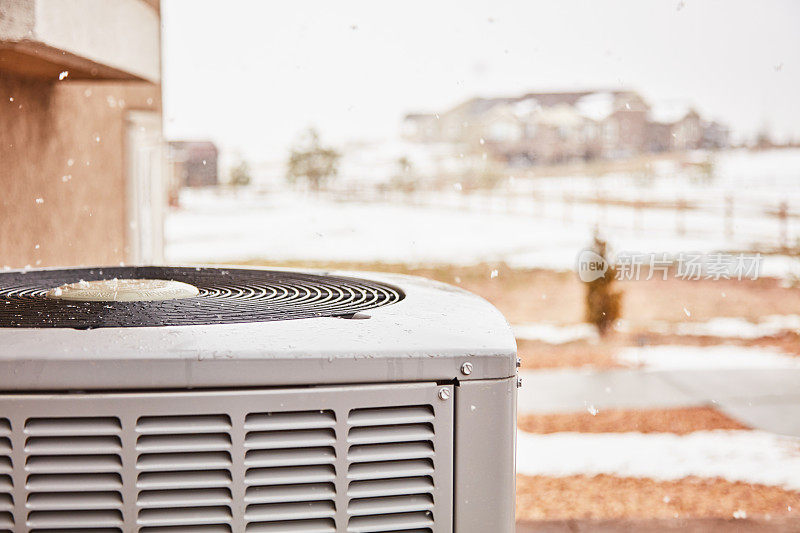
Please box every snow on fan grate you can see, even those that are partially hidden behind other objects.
[346,405,437,533]
[0,266,404,329]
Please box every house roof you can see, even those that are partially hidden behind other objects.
[445,89,633,119]
[650,101,699,124]
[575,92,617,121]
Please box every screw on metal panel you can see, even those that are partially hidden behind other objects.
[438,388,451,401]
[517,377,523,388]
[460,362,473,375]
[516,357,522,368]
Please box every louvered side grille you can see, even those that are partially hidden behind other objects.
[0,383,453,531]
[136,415,233,531]
[23,416,123,532]
[243,410,337,533]
[0,418,12,533]
[347,406,437,533]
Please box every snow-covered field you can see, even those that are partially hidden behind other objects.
[513,316,800,344]
[167,149,800,279]
[651,315,800,339]
[616,345,800,370]
[517,430,800,491]
[512,322,598,344]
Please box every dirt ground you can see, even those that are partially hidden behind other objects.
[516,475,800,521]
[516,331,800,370]
[518,407,748,435]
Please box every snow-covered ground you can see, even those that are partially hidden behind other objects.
[512,315,800,346]
[512,323,598,344]
[167,149,800,279]
[516,430,800,491]
[649,315,800,339]
[616,345,800,370]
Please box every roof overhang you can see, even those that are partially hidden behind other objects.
[0,0,160,82]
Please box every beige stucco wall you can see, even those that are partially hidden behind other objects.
[0,74,161,269]
[0,0,162,269]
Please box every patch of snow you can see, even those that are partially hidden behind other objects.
[513,97,541,118]
[616,345,800,370]
[621,314,800,339]
[576,92,615,122]
[671,315,800,339]
[650,100,694,124]
[760,255,800,285]
[516,429,800,490]
[513,322,598,344]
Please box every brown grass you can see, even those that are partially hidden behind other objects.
[516,475,800,521]
[627,330,800,356]
[518,407,748,435]
[518,332,800,370]
[516,338,622,370]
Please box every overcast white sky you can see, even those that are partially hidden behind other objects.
[162,0,800,162]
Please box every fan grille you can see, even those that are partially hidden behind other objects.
[0,267,404,329]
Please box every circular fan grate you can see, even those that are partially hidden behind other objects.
[0,267,404,329]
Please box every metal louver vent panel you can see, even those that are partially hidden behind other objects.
[243,410,337,533]
[136,414,234,530]
[23,416,124,532]
[0,383,452,531]
[0,418,12,533]
[346,405,442,533]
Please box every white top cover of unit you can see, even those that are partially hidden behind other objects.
[0,268,516,391]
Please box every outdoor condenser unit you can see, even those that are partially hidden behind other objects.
[0,266,517,533]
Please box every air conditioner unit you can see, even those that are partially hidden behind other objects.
[0,266,517,533]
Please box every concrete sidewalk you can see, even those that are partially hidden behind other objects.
[518,368,800,437]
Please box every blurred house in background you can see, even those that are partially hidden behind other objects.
[403,90,729,165]
[0,0,163,268]
[168,141,219,188]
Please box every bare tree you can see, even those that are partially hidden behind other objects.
[286,128,340,192]
[229,159,252,187]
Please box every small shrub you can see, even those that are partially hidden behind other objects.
[584,236,622,336]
